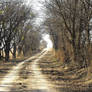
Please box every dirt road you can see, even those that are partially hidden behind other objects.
[0,49,58,92]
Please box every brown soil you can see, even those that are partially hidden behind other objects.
[39,51,92,92]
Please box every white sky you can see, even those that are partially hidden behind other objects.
[26,0,45,25]
[26,0,53,49]
[42,34,53,49]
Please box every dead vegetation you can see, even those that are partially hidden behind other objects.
[0,57,27,84]
[39,51,92,92]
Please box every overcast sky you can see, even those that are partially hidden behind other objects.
[26,0,53,49]
[26,0,45,26]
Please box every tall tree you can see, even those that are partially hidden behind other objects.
[0,0,35,61]
[44,0,92,67]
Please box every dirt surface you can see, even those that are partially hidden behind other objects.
[0,50,92,92]
[0,58,27,84]
[0,50,57,92]
[39,52,92,92]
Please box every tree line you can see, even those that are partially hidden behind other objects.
[43,0,92,69]
[0,0,41,61]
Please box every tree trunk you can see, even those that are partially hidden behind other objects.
[5,49,9,61]
[18,45,22,56]
[23,47,26,56]
[0,30,1,60]
[0,50,1,60]
[13,43,16,58]
[53,35,58,50]
[5,41,10,61]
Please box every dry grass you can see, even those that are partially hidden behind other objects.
[0,57,27,84]
[39,51,92,92]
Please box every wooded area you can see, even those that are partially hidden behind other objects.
[43,0,92,78]
[0,0,41,61]
[0,0,92,91]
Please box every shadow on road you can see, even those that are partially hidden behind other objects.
[10,89,50,92]
[29,89,49,92]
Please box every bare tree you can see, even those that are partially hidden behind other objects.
[44,0,92,67]
[0,0,35,61]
